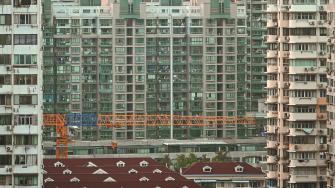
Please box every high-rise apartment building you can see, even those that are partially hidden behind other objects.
[0,0,43,187]
[42,0,266,141]
[327,1,335,187]
[266,1,328,188]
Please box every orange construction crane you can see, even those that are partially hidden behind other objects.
[43,114,257,159]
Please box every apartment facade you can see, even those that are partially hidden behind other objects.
[0,0,43,187]
[42,0,265,141]
[266,1,328,188]
[327,1,335,188]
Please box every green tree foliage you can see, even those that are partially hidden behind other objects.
[174,153,198,170]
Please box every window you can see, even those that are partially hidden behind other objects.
[0,95,11,105]
[14,95,38,105]
[0,155,11,165]
[0,35,11,45]
[0,0,11,5]
[14,135,38,145]
[14,34,37,45]
[14,175,37,186]
[0,55,11,65]
[15,115,37,125]
[0,14,11,25]
[0,115,11,126]
[14,155,37,165]
[0,75,11,84]
[14,75,37,85]
[235,165,244,172]
[14,14,37,25]
[14,0,37,6]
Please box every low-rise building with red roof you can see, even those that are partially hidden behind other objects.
[182,162,265,188]
[43,157,201,188]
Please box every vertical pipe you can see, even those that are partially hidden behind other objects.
[170,15,173,139]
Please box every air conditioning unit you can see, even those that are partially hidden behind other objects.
[304,67,308,71]
[309,21,315,25]
[310,67,315,71]
[294,145,299,150]
[6,126,12,131]
[318,84,323,88]
[6,145,12,152]
[6,167,12,172]
[284,67,289,71]
[319,6,324,11]
[6,66,11,71]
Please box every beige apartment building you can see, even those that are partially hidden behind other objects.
[266,0,328,188]
[327,1,335,188]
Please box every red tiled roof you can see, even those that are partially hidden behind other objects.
[43,181,198,188]
[43,158,201,188]
[182,162,264,175]
[44,157,157,167]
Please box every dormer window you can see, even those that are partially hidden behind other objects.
[70,177,80,183]
[116,161,125,167]
[93,168,108,174]
[153,169,162,174]
[63,169,72,174]
[139,160,149,167]
[139,176,149,182]
[165,176,175,181]
[202,166,212,173]
[104,177,117,182]
[235,165,244,173]
[86,162,97,167]
[54,161,65,167]
[44,177,54,183]
[128,168,138,174]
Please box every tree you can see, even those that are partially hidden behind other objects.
[212,150,232,162]
[174,153,198,171]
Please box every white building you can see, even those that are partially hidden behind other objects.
[266,1,328,188]
[327,1,335,187]
[0,0,43,187]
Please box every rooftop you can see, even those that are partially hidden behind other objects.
[182,162,264,176]
[43,158,201,188]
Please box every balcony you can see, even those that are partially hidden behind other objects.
[289,97,317,105]
[266,140,278,149]
[289,81,317,90]
[289,144,327,152]
[267,95,278,103]
[13,165,39,174]
[289,174,318,183]
[267,170,278,179]
[13,125,39,135]
[267,155,278,163]
[289,159,326,168]
[267,50,278,58]
[267,35,278,43]
[267,111,278,118]
[288,113,316,121]
[267,80,278,88]
[288,128,323,136]
[289,51,317,59]
[267,125,277,134]
[267,64,278,73]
